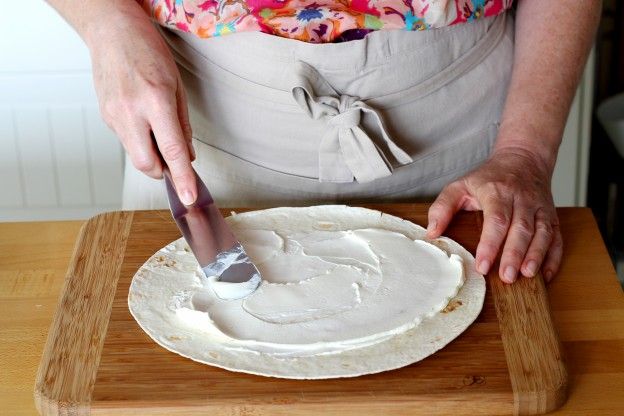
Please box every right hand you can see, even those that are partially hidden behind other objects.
[87,5,197,205]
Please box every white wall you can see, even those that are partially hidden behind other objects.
[0,1,124,222]
[0,1,593,221]
[551,48,595,206]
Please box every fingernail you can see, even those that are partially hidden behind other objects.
[427,220,437,235]
[478,259,490,275]
[180,189,195,205]
[503,266,517,283]
[526,260,538,277]
[544,270,553,281]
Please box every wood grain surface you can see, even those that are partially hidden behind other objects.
[33,204,564,415]
[91,206,511,416]
[490,274,567,414]
[34,212,134,416]
[479,213,567,415]
[1,205,622,415]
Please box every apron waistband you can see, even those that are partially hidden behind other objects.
[160,13,507,109]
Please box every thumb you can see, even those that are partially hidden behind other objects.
[427,182,467,238]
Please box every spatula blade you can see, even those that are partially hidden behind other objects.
[162,169,261,295]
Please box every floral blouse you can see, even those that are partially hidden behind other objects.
[138,0,513,43]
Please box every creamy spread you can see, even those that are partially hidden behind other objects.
[129,206,487,379]
[170,226,465,357]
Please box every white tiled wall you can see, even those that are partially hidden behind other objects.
[0,104,123,221]
[0,1,124,221]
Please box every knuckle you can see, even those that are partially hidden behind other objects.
[428,209,445,225]
[428,206,443,220]
[160,142,186,162]
[535,206,549,217]
[535,221,553,238]
[490,181,512,196]
[155,75,177,91]
[105,96,139,120]
[504,247,525,262]
[445,181,462,191]
[525,253,543,264]
[132,154,156,173]
[118,97,138,115]
[551,215,561,227]
[482,182,501,199]
[477,240,499,257]
[513,218,534,238]
[482,187,511,209]
[146,79,176,103]
[171,171,195,185]
[433,188,456,209]
[490,213,510,230]
[147,91,168,110]
[436,185,454,201]
[552,237,564,250]
[431,197,449,212]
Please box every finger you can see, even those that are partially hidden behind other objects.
[520,208,554,278]
[427,182,467,238]
[176,78,196,161]
[475,190,512,276]
[121,120,163,179]
[498,204,535,283]
[150,100,197,205]
[542,222,563,282]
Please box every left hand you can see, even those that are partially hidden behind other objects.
[426,147,562,284]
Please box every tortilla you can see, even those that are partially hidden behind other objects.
[128,205,485,379]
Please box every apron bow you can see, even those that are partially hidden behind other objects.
[291,62,413,183]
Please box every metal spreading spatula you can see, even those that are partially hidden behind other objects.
[161,165,262,299]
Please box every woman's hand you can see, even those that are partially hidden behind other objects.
[432,0,599,283]
[86,3,197,204]
[426,147,562,284]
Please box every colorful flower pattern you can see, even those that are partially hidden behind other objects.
[138,0,512,43]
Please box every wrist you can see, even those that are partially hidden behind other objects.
[493,123,560,176]
[81,1,148,49]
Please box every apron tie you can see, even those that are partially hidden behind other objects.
[291,62,413,183]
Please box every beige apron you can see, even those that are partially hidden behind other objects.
[122,13,513,209]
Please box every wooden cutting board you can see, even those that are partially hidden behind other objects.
[34,204,567,416]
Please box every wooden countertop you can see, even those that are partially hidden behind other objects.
[1,207,623,415]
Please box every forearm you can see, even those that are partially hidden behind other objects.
[495,0,601,173]
[46,0,149,48]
